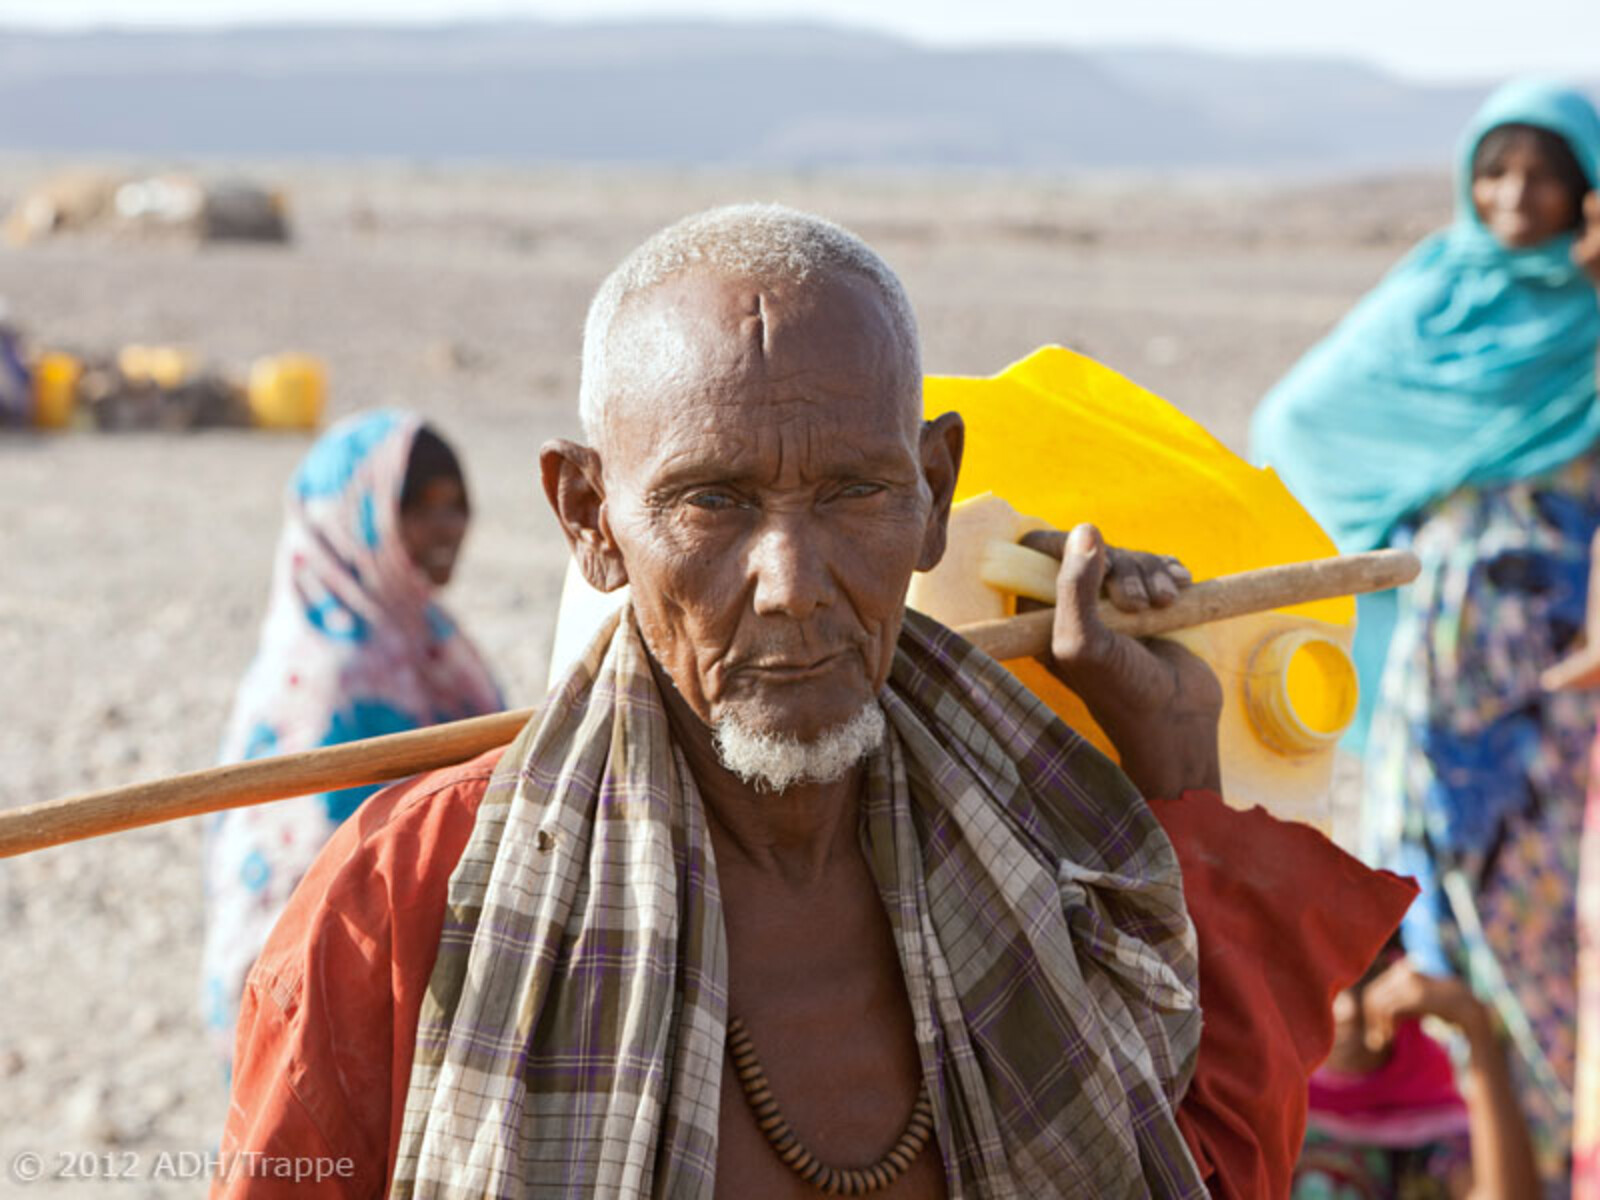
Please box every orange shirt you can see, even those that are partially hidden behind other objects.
[215,750,1415,1199]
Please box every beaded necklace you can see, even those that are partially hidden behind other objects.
[726,1016,935,1196]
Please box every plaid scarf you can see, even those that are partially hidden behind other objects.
[392,608,1206,1198]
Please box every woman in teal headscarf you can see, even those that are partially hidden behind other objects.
[1253,79,1600,1191]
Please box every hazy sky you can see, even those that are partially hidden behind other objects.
[3,0,1596,84]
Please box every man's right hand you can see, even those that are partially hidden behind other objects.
[1022,524,1223,801]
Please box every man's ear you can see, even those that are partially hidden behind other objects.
[916,411,965,572]
[539,439,629,592]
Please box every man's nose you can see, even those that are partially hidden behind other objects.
[748,518,835,619]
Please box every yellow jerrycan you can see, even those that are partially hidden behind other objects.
[908,347,1357,831]
[31,350,82,429]
[247,353,326,430]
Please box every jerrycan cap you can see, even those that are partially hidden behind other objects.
[1243,629,1359,756]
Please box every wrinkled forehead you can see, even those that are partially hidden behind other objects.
[598,264,921,456]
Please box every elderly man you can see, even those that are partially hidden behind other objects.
[218,206,1413,1199]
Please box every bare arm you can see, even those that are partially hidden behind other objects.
[1359,961,1538,1200]
[1455,1003,1539,1200]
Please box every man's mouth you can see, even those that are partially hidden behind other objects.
[736,650,850,680]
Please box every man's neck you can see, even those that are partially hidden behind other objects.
[656,668,864,885]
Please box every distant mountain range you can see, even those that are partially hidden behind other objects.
[0,20,1594,172]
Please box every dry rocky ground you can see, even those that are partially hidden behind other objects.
[0,160,1447,1196]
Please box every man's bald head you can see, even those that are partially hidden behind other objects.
[578,203,921,445]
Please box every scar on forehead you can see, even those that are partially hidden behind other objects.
[739,289,769,361]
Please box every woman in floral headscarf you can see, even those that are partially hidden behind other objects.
[200,410,502,1069]
[1253,80,1600,1192]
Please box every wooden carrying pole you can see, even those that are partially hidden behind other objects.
[0,548,1418,859]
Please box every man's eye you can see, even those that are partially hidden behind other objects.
[837,482,885,500]
[687,490,740,511]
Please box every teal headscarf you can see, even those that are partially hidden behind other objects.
[1250,79,1600,748]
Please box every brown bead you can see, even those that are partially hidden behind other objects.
[778,1139,808,1166]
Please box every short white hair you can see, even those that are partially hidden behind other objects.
[578,203,921,442]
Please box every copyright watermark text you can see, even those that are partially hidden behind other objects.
[9,1150,355,1184]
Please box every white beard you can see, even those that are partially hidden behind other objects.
[712,702,887,794]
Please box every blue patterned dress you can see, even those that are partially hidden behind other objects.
[1364,455,1600,1190]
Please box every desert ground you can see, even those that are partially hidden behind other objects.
[0,160,1449,1195]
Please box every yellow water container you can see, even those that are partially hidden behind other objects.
[912,347,1357,830]
[30,351,81,429]
[248,353,326,430]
